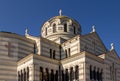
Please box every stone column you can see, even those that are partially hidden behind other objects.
[35,65,40,81]
[68,68,70,81]
[73,67,75,81]
[29,64,35,81]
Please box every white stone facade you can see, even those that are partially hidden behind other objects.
[0,14,120,81]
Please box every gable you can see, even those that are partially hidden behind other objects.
[80,32,107,55]
[109,50,120,61]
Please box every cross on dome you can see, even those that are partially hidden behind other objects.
[92,25,96,32]
[25,28,29,35]
[59,9,62,16]
[111,43,114,50]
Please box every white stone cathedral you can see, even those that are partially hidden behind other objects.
[0,11,120,81]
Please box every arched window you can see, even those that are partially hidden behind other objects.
[24,69,26,81]
[51,69,54,81]
[70,67,74,81]
[55,70,58,81]
[65,49,67,58]
[39,67,43,81]
[99,69,103,81]
[18,71,20,81]
[75,66,79,80]
[68,48,71,57]
[90,65,92,80]
[45,27,47,35]
[53,50,56,59]
[50,49,52,58]
[44,68,49,81]
[97,68,99,81]
[21,70,23,81]
[65,69,69,81]
[34,44,36,54]
[53,24,56,33]
[64,24,67,32]
[27,67,29,81]
[73,26,76,34]
[93,67,96,80]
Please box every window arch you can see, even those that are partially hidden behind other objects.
[70,67,74,81]
[73,26,76,34]
[90,65,93,80]
[53,50,56,59]
[65,49,67,58]
[75,66,79,80]
[45,27,47,35]
[53,23,56,33]
[21,70,23,81]
[64,23,67,32]
[51,69,54,81]
[65,69,69,81]
[50,49,52,58]
[39,67,43,81]
[18,71,20,81]
[24,69,26,81]
[27,67,29,81]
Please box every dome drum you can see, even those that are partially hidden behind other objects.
[41,16,82,41]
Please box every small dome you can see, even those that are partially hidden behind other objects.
[41,15,82,41]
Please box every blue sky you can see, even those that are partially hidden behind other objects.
[0,0,120,56]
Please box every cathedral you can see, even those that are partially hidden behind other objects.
[0,10,120,81]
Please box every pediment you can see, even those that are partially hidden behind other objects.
[80,32,107,54]
[109,49,120,61]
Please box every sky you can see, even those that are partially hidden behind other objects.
[0,0,120,56]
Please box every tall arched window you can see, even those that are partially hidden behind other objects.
[45,27,47,35]
[99,69,103,81]
[65,69,69,81]
[55,70,58,81]
[44,68,49,81]
[53,50,56,59]
[53,24,56,33]
[34,44,36,54]
[51,69,54,81]
[50,49,52,58]
[93,67,96,80]
[64,24,67,32]
[73,26,76,34]
[97,68,99,81]
[65,49,67,58]
[27,67,29,81]
[70,67,74,81]
[24,69,26,81]
[90,65,92,80]
[21,70,23,81]
[75,66,79,80]
[68,48,71,57]
[18,71,20,81]
[39,67,43,81]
